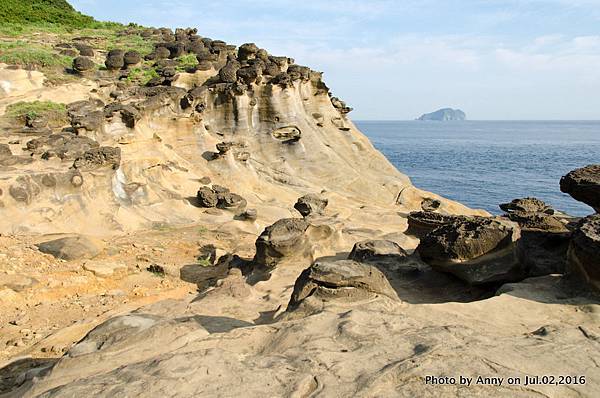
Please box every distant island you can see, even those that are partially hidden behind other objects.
[417,108,466,121]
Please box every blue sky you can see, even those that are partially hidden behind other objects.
[71,0,600,120]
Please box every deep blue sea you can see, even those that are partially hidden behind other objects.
[356,121,600,216]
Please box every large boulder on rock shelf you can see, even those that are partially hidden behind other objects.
[294,193,328,217]
[405,211,464,238]
[348,240,408,264]
[417,217,522,284]
[567,214,600,291]
[37,235,105,260]
[254,218,310,268]
[287,260,399,311]
[560,165,600,212]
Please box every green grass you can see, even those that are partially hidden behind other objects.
[4,100,67,124]
[127,66,160,85]
[0,41,72,68]
[197,256,213,267]
[176,54,199,72]
[0,0,96,28]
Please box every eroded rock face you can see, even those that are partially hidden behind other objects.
[499,199,570,277]
[294,193,328,217]
[287,260,398,311]
[254,218,310,268]
[417,217,522,284]
[499,197,554,215]
[568,214,600,291]
[348,240,408,264]
[560,165,600,212]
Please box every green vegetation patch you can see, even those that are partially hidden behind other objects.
[127,66,160,85]
[5,100,67,125]
[0,0,95,28]
[0,41,72,68]
[176,54,199,72]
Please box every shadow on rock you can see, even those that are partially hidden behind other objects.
[188,315,253,333]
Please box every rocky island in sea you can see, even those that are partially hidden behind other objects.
[418,107,466,121]
[0,1,599,397]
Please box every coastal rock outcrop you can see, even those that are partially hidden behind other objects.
[254,218,310,268]
[417,217,522,284]
[567,214,600,291]
[560,164,600,212]
[287,260,399,312]
[36,235,105,261]
[500,199,570,277]
[294,193,328,217]
[405,211,464,238]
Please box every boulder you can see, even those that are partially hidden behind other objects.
[238,43,258,61]
[287,260,399,311]
[74,43,94,56]
[254,218,310,268]
[105,54,124,70]
[123,51,142,66]
[238,208,257,221]
[405,211,464,238]
[154,47,171,60]
[499,197,554,215]
[420,197,441,212]
[294,193,328,217]
[218,63,239,83]
[104,103,140,128]
[417,217,522,284]
[567,214,600,291]
[216,192,247,209]
[560,165,600,212]
[348,240,408,264]
[236,66,261,85]
[197,186,218,208]
[72,56,95,72]
[37,235,105,261]
[72,146,121,170]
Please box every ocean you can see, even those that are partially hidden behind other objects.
[356,120,600,216]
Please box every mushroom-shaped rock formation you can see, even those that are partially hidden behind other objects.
[74,43,94,56]
[560,165,600,212]
[567,214,600,291]
[499,197,554,215]
[294,193,328,217]
[417,217,522,284]
[348,239,408,264]
[123,50,142,66]
[254,218,310,268]
[287,260,399,312]
[72,56,95,73]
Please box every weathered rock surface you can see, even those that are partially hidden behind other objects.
[294,193,328,217]
[560,164,600,211]
[72,56,95,72]
[405,211,464,238]
[568,214,600,291]
[72,146,121,170]
[417,217,522,284]
[36,235,105,260]
[254,218,310,268]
